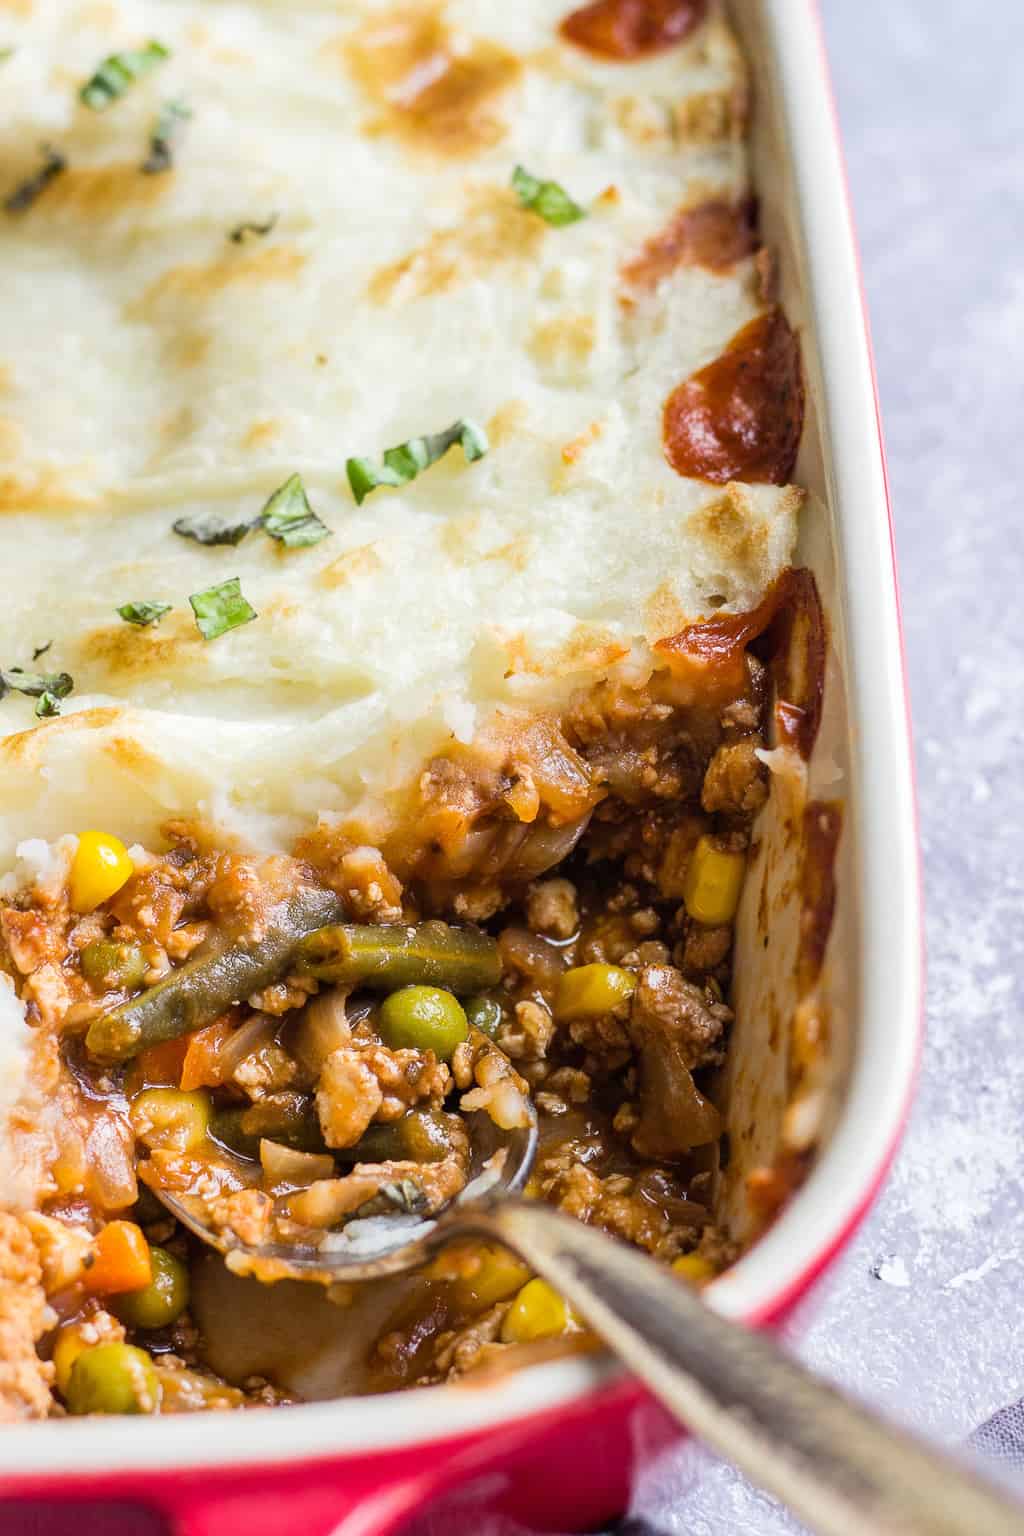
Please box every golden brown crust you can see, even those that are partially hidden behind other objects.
[341,6,521,156]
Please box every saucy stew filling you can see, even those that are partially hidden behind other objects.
[0,612,787,1415]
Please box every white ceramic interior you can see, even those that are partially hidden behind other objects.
[0,0,921,1478]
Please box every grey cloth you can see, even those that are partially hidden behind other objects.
[969,1403,1024,1472]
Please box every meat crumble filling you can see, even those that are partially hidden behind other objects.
[0,642,773,1417]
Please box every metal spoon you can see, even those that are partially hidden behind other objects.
[157,1118,1024,1536]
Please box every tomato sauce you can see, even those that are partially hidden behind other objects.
[656,567,799,704]
[560,0,708,60]
[622,198,758,294]
[662,308,804,485]
[798,799,842,989]
[761,566,826,760]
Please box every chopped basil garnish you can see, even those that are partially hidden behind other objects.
[117,600,172,627]
[189,577,257,641]
[80,41,170,111]
[173,478,328,549]
[229,212,278,244]
[260,473,331,548]
[142,97,190,175]
[0,668,74,712]
[31,641,52,661]
[511,165,585,227]
[173,512,259,547]
[4,145,66,215]
[347,418,488,506]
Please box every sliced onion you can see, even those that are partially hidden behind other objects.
[497,926,566,992]
[502,812,590,881]
[288,1175,381,1228]
[213,1012,279,1077]
[84,1110,138,1211]
[292,988,353,1076]
[258,1139,336,1188]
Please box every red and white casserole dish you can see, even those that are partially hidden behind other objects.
[0,1,921,1529]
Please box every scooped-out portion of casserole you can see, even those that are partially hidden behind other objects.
[0,0,825,1417]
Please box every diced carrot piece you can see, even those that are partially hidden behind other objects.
[128,1036,189,1094]
[180,1015,237,1091]
[85,1221,153,1296]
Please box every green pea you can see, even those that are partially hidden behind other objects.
[464,992,504,1039]
[114,1247,189,1331]
[378,986,468,1061]
[80,939,148,991]
[65,1342,159,1415]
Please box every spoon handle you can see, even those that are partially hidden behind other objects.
[475,1200,1024,1536]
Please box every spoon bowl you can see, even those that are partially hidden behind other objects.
[157,1107,538,1284]
[155,1109,1024,1536]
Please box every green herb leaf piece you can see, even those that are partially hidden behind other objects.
[379,1179,427,1215]
[0,668,74,702]
[172,512,259,547]
[32,641,52,661]
[346,418,488,506]
[80,41,170,111]
[189,577,257,641]
[4,145,66,215]
[142,97,190,175]
[511,164,585,228]
[0,48,13,64]
[260,473,331,548]
[35,691,61,718]
[117,600,173,628]
[228,212,279,244]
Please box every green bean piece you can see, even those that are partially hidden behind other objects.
[80,939,149,992]
[398,1107,462,1163]
[336,1108,457,1166]
[332,1119,405,1164]
[64,1342,159,1415]
[209,1097,326,1160]
[379,985,468,1060]
[294,921,501,994]
[114,1246,189,1331]
[86,885,343,1062]
[464,992,504,1039]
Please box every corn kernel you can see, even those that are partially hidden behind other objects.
[682,836,746,926]
[69,831,134,913]
[453,1244,531,1311]
[554,963,636,1022]
[672,1253,717,1287]
[52,1325,90,1396]
[500,1278,569,1344]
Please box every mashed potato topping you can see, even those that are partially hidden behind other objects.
[0,0,799,859]
[0,1,818,1419]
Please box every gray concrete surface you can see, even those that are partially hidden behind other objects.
[621,2,1024,1528]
